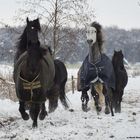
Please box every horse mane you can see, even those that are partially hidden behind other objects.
[16,27,27,51]
[91,22,104,52]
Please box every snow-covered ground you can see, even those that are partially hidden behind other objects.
[0,67,140,140]
[0,64,13,80]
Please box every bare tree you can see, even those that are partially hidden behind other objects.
[16,0,94,58]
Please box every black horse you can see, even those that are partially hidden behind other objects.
[78,22,115,116]
[112,50,128,113]
[48,59,69,113]
[13,18,68,127]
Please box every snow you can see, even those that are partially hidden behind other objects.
[0,69,140,140]
[67,68,78,79]
[0,64,13,80]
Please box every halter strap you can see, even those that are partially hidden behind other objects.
[19,72,40,83]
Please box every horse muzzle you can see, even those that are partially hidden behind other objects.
[87,39,93,44]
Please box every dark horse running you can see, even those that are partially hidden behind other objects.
[13,18,68,127]
[112,50,128,113]
[77,22,115,116]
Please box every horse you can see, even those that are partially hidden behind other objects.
[13,18,68,127]
[112,50,128,113]
[48,59,69,113]
[13,17,55,127]
[77,22,115,116]
[45,45,69,112]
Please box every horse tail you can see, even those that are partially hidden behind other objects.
[94,82,104,106]
[59,78,69,109]
[54,59,69,109]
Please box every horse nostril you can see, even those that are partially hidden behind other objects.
[87,39,93,44]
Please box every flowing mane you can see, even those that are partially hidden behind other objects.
[16,27,27,52]
[91,22,104,52]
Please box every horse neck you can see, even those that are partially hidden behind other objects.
[26,45,41,76]
[89,42,101,63]
[113,59,124,72]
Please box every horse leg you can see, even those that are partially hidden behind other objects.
[19,101,29,120]
[117,89,124,113]
[114,89,122,113]
[48,86,59,113]
[39,103,48,120]
[103,84,114,116]
[114,91,119,113]
[49,98,58,113]
[112,89,116,110]
[30,103,40,128]
[119,90,124,113]
[90,84,102,114]
[81,90,90,112]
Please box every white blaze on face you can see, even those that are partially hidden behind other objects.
[86,26,97,45]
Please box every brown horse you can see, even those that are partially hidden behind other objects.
[112,50,128,113]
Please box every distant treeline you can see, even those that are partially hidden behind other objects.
[0,26,140,64]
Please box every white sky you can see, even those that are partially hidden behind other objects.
[91,0,140,29]
[0,0,140,29]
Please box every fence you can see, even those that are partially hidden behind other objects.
[0,75,78,101]
[0,77,17,101]
[66,76,78,94]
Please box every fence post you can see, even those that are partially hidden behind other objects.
[72,75,75,94]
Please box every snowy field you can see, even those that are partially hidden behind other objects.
[0,67,140,140]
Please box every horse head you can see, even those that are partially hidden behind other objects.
[26,17,41,44]
[15,17,41,61]
[113,50,124,67]
[86,22,103,51]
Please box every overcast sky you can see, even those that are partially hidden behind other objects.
[0,0,140,29]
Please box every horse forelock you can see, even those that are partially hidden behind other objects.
[90,22,104,52]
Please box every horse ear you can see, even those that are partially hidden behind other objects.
[26,17,29,23]
[37,18,39,22]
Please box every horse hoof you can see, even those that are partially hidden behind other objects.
[32,123,37,128]
[22,112,29,120]
[49,107,56,113]
[115,109,121,113]
[105,108,110,114]
[96,106,102,112]
[115,106,121,113]
[39,111,48,120]
[82,105,90,112]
